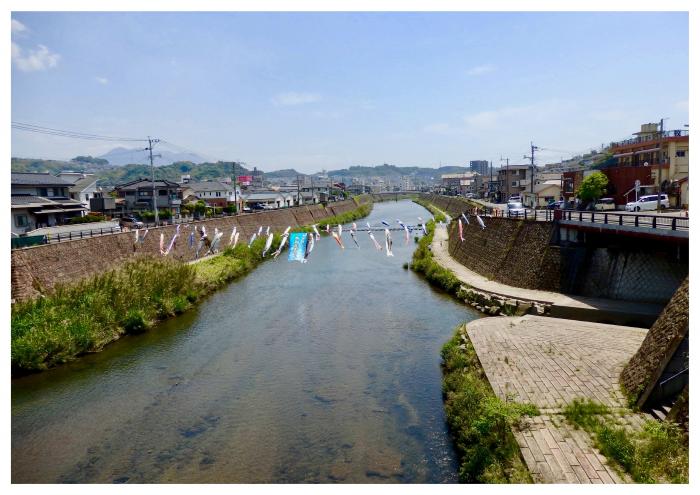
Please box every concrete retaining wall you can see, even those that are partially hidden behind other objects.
[11,199,364,302]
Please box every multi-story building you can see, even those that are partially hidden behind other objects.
[401,175,415,191]
[496,165,532,201]
[469,160,489,176]
[608,123,689,208]
[57,172,100,213]
[441,172,482,195]
[11,172,87,234]
[113,178,183,216]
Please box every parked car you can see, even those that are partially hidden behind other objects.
[508,194,522,203]
[546,200,565,210]
[242,207,252,213]
[119,216,144,229]
[625,194,670,212]
[506,202,526,218]
[594,198,616,211]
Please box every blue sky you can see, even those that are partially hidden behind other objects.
[11,11,689,173]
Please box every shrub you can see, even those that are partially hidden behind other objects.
[68,214,105,224]
[121,309,149,335]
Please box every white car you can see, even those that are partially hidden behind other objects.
[594,198,616,211]
[506,202,526,218]
[625,194,670,212]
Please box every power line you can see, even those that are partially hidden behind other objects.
[11,121,146,142]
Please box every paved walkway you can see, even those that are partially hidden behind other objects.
[431,223,663,320]
[465,316,648,483]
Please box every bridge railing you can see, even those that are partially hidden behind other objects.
[558,210,689,231]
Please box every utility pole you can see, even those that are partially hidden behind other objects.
[489,160,493,201]
[145,137,161,224]
[524,142,538,208]
[232,161,237,215]
[296,174,301,206]
[500,156,509,202]
[657,118,665,212]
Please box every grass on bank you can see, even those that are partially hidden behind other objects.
[11,234,276,373]
[563,399,688,483]
[442,325,538,483]
[408,219,461,295]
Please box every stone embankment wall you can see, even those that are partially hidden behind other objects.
[422,194,687,304]
[11,198,367,302]
[620,277,689,413]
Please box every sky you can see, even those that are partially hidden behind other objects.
[11,11,689,173]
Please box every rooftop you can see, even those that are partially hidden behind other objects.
[11,172,73,187]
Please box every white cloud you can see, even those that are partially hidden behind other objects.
[11,19,27,34]
[271,92,322,106]
[466,64,495,76]
[95,76,109,85]
[11,42,60,72]
[463,99,575,131]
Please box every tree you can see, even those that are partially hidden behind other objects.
[577,171,608,203]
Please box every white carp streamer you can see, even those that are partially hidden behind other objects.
[248,232,257,247]
[461,212,470,225]
[384,228,394,256]
[338,224,343,237]
[229,226,237,245]
[163,225,181,256]
[232,231,240,248]
[265,226,270,236]
[283,226,292,236]
[262,232,274,257]
[272,234,288,259]
[206,230,224,255]
[368,230,382,250]
[476,215,486,230]
[418,217,427,235]
[257,226,263,236]
[159,232,165,254]
[312,224,321,240]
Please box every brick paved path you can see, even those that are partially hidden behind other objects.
[466,316,648,483]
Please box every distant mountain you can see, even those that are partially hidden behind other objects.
[265,168,305,179]
[98,147,207,166]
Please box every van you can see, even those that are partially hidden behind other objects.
[594,198,616,211]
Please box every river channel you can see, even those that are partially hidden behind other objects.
[12,200,481,483]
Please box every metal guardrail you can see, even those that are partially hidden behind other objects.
[557,209,689,231]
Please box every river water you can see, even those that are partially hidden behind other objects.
[11,200,480,483]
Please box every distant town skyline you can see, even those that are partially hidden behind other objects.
[12,11,689,174]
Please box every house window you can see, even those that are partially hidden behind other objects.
[511,181,518,187]
[15,214,28,227]
[159,190,168,196]
[53,187,61,196]
[139,190,150,196]
[216,192,221,197]
[676,150,686,157]
[85,194,90,201]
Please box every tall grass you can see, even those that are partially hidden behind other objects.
[442,325,538,483]
[413,199,447,223]
[409,219,461,294]
[563,398,688,483]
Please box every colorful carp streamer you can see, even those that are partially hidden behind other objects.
[134,228,149,245]
[367,230,382,251]
[312,224,321,241]
[248,232,257,247]
[461,212,470,225]
[188,230,195,248]
[384,228,394,256]
[302,232,315,263]
[476,215,486,230]
[261,232,274,257]
[349,229,360,248]
[159,232,165,254]
[331,231,345,249]
[288,232,308,262]
[458,219,465,242]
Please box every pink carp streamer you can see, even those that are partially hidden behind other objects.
[458,219,464,242]
[331,231,345,249]
[159,232,165,254]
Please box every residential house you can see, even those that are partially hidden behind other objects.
[441,172,482,195]
[522,180,562,208]
[113,178,183,216]
[181,180,242,210]
[11,172,87,235]
[57,172,100,213]
[243,191,290,209]
[497,165,532,200]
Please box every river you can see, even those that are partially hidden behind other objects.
[11,200,481,483]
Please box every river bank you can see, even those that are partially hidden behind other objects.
[11,202,373,374]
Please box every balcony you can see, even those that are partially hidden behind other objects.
[610,129,688,149]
